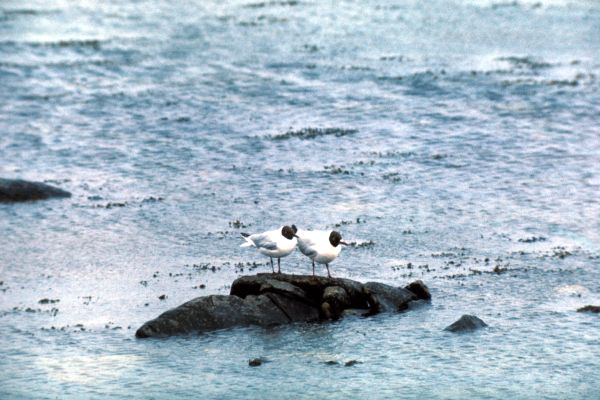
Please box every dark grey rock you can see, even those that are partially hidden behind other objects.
[230,275,320,322]
[0,178,71,203]
[444,315,488,332]
[231,273,368,308]
[405,280,431,301]
[38,298,59,304]
[364,282,416,312]
[320,302,333,320]
[259,278,311,303]
[135,294,289,338]
[322,286,350,319]
[248,358,263,367]
[345,360,362,367]
[265,292,320,323]
[577,305,600,313]
[137,274,429,338]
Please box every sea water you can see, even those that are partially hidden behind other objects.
[1,0,600,398]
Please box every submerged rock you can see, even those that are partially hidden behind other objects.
[444,315,488,332]
[136,273,430,338]
[577,305,600,313]
[0,178,71,202]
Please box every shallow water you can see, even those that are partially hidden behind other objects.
[1,0,600,398]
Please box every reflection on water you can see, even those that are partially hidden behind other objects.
[36,354,145,385]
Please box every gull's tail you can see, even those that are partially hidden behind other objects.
[240,232,254,247]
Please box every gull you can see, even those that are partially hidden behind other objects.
[294,226,348,277]
[240,225,298,273]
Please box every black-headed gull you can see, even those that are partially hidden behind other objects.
[294,226,348,277]
[240,225,298,273]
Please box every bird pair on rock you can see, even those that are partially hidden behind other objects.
[240,225,348,277]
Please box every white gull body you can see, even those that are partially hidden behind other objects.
[296,228,344,277]
[240,226,297,273]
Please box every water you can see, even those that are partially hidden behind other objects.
[1,0,600,398]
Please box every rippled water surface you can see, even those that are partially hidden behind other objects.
[1,0,600,398]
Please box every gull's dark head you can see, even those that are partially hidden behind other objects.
[281,225,296,240]
[329,231,348,247]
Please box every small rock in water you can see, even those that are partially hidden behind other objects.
[324,360,339,365]
[345,360,362,367]
[38,298,60,304]
[248,358,264,367]
[493,265,507,274]
[518,236,547,243]
[577,305,600,313]
[158,294,167,300]
[445,315,488,332]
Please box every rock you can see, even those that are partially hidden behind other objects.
[231,273,368,308]
[136,294,290,338]
[136,274,429,338]
[231,275,320,322]
[265,292,320,323]
[444,315,488,332]
[322,286,350,319]
[248,358,263,367]
[577,305,600,313]
[158,294,167,300]
[364,282,416,312]
[38,298,59,304]
[259,278,312,303]
[345,360,362,367]
[320,302,333,319]
[405,280,431,301]
[0,178,71,203]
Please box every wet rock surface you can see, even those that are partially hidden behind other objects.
[0,178,71,202]
[136,294,290,338]
[444,315,488,332]
[363,281,416,312]
[405,280,432,301]
[322,286,351,319]
[248,357,271,367]
[136,273,430,338]
[577,305,600,313]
